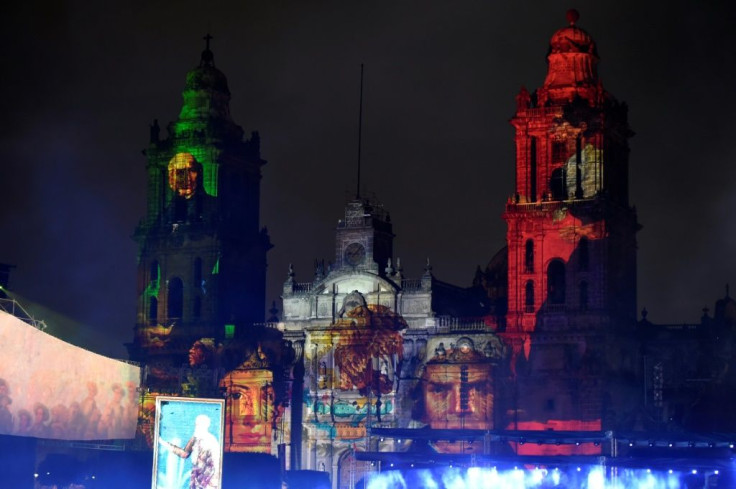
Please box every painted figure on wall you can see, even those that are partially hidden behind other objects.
[329,296,406,395]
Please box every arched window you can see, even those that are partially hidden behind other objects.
[574,136,583,198]
[168,277,184,319]
[530,137,537,202]
[580,281,589,311]
[550,167,566,200]
[150,260,160,283]
[547,260,566,305]
[524,239,534,273]
[148,297,158,323]
[579,238,589,271]
[552,140,567,163]
[525,280,535,313]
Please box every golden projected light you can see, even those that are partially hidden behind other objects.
[168,152,201,199]
[220,368,277,453]
[330,304,405,395]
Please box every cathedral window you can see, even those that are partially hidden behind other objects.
[168,277,184,319]
[148,297,158,323]
[525,280,535,313]
[524,239,534,273]
[547,259,566,305]
[146,260,161,300]
[150,260,160,283]
[578,238,589,271]
[529,137,538,202]
[574,137,583,198]
[550,167,566,200]
[552,141,567,163]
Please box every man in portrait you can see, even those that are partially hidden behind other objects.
[414,338,495,453]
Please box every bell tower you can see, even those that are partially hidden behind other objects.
[127,37,271,372]
[334,198,394,274]
[502,11,639,434]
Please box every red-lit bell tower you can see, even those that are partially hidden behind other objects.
[502,10,639,437]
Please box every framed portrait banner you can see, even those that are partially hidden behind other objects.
[152,396,225,489]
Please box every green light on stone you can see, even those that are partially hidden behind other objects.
[224,324,235,339]
[145,263,161,298]
[212,258,219,275]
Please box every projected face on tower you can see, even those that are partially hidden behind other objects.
[168,152,201,199]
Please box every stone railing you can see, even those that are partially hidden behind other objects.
[252,322,280,329]
[292,282,313,294]
[401,279,423,292]
[434,316,490,332]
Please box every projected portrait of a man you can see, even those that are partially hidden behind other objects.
[414,338,495,453]
[168,152,202,199]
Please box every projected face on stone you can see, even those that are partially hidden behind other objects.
[188,338,216,367]
[418,339,494,433]
[168,152,201,199]
[219,365,277,453]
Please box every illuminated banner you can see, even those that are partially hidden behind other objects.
[0,310,140,439]
[153,397,224,489]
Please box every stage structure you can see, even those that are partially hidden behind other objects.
[0,307,140,441]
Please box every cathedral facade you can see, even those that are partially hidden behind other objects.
[125,11,735,489]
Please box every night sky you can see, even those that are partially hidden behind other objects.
[2,1,735,359]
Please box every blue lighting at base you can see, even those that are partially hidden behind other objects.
[364,465,710,489]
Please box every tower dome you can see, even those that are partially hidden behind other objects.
[184,47,230,95]
[540,9,602,105]
[175,35,239,140]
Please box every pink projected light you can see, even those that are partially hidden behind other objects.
[0,310,140,440]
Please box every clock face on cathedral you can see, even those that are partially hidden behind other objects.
[344,242,366,266]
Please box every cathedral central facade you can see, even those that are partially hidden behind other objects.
[126,11,727,489]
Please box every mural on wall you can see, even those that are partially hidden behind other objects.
[304,292,407,442]
[331,301,406,396]
[220,346,282,453]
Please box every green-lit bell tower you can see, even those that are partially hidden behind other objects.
[127,37,271,375]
